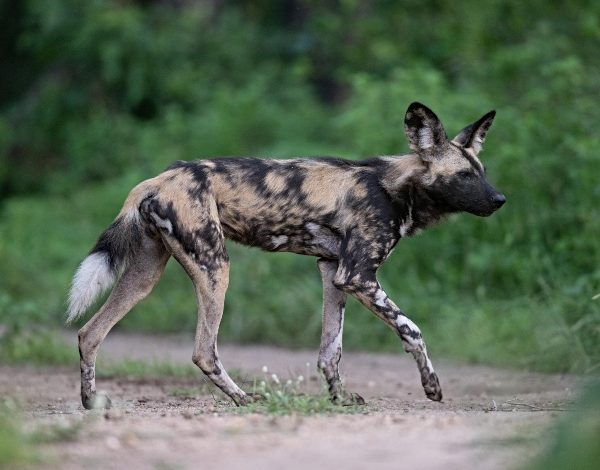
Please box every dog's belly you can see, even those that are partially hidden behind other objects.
[269,222,342,258]
[222,220,341,259]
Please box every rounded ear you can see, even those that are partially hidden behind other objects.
[404,102,448,153]
[452,110,496,155]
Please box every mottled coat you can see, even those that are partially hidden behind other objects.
[68,102,505,409]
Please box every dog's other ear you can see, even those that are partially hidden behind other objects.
[452,110,496,156]
[404,102,448,154]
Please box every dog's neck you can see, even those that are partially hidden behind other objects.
[379,154,455,235]
[406,183,454,232]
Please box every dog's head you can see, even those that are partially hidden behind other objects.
[404,102,505,217]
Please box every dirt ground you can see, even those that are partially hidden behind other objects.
[1,333,579,470]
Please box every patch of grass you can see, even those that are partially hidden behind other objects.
[234,366,365,416]
[237,392,364,416]
[0,398,87,467]
[151,364,357,414]
[168,386,205,399]
[98,359,254,398]
[96,359,199,379]
[0,399,32,467]
[524,378,600,470]
[0,329,77,366]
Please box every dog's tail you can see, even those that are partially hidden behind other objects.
[66,181,156,324]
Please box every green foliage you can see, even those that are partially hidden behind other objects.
[0,399,33,467]
[237,391,362,416]
[96,359,199,379]
[29,419,84,445]
[525,379,600,470]
[0,294,76,366]
[1,0,599,372]
[0,329,76,366]
[0,398,84,466]
[236,367,363,416]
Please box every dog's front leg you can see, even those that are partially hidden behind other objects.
[317,259,365,405]
[333,260,442,402]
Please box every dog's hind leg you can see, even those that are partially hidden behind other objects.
[150,200,250,406]
[78,236,169,409]
[190,261,252,405]
[167,244,249,405]
[317,258,365,405]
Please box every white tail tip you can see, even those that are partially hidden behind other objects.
[66,252,115,324]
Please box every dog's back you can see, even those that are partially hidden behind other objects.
[137,156,400,257]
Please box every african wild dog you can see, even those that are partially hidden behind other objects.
[67,102,505,409]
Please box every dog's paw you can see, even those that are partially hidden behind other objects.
[234,392,262,406]
[423,373,443,402]
[248,392,266,402]
[333,391,366,406]
[82,393,112,410]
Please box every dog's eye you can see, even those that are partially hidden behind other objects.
[458,170,472,178]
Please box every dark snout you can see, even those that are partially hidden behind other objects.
[491,193,506,209]
[439,175,506,217]
[479,190,506,216]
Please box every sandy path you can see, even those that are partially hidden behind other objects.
[0,333,578,469]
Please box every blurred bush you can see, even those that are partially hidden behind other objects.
[525,379,600,470]
[0,399,31,467]
[0,0,598,372]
